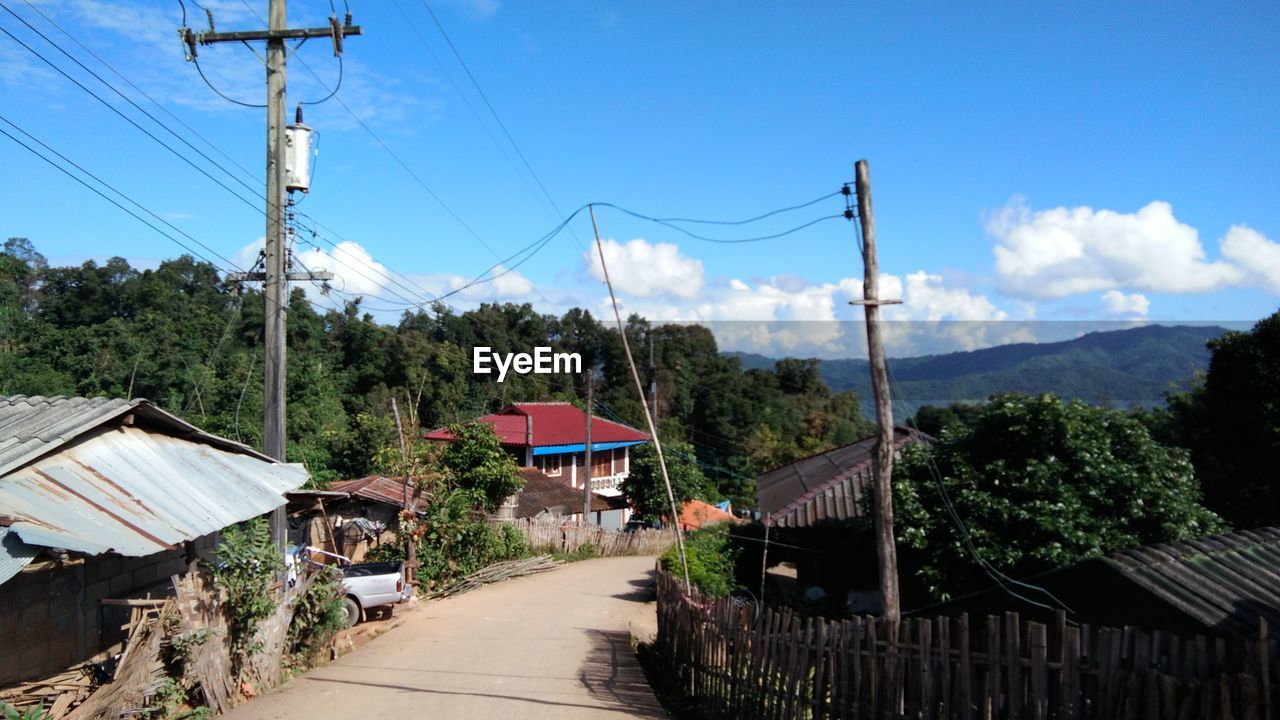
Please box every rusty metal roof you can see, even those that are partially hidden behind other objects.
[756,427,927,528]
[0,395,308,569]
[514,467,611,518]
[328,475,421,509]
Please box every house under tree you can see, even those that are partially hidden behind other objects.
[424,402,649,528]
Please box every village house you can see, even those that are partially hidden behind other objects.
[286,475,430,563]
[752,427,929,612]
[0,395,309,686]
[424,402,649,529]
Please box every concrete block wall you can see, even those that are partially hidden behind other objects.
[0,533,217,687]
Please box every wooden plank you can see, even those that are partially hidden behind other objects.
[959,614,974,720]
[1008,612,1024,720]
[986,615,1001,720]
[1257,619,1270,720]
[866,617,879,720]
[815,619,829,719]
[1030,622,1048,720]
[1239,673,1259,720]
[1062,626,1081,720]
[920,618,934,720]
[1158,674,1178,720]
[853,617,866,720]
[939,616,952,720]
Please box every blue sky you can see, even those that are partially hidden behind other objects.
[1,0,1277,357]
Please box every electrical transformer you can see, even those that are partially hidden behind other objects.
[285,108,313,193]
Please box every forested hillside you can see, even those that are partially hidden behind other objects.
[732,324,1227,416]
[0,241,871,506]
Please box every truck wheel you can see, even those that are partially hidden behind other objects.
[341,596,361,628]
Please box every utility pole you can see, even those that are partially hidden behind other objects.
[849,159,903,622]
[391,398,417,586]
[189,1,360,552]
[583,373,594,523]
[647,331,658,424]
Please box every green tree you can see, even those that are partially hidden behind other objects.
[439,422,522,511]
[621,441,716,521]
[893,393,1225,602]
[1144,311,1280,529]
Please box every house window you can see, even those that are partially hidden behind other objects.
[541,454,562,477]
[591,448,613,478]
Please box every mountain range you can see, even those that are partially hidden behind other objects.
[728,324,1230,418]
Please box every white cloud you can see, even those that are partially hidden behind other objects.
[584,238,704,299]
[989,199,1245,298]
[445,265,534,300]
[1220,225,1280,293]
[1100,290,1150,318]
[882,272,1008,322]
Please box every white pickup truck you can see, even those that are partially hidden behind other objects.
[288,547,412,627]
[339,560,411,627]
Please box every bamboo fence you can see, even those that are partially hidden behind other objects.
[502,517,676,556]
[655,569,1278,720]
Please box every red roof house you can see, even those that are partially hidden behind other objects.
[424,402,649,502]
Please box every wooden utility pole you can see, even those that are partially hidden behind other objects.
[190,1,359,552]
[851,159,902,622]
[583,374,594,523]
[391,398,416,585]
[647,331,658,424]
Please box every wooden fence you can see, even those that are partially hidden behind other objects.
[503,517,676,557]
[655,569,1278,720]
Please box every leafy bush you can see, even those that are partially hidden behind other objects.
[660,525,739,596]
[287,565,346,666]
[209,518,280,672]
[894,393,1226,601]
[440,422,523,511]
[412,489,527,591]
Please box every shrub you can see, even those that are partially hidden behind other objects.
[209,518,280,672]
[287,565,346,667]
[660,524,739,596]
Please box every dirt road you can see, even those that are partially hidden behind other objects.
[223,555,667,719]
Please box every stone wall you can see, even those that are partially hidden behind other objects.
[0,534,216,687]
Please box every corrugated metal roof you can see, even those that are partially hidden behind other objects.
[1100,527,1280,638]
[0,396,140,477]
[424,403,650,448]
[328,476,428,511]
[0,395,308,572]
[0,527,37,585]
[756,428,927,528]
[514,467,612,518]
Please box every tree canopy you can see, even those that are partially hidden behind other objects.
[0,243,865,503]
[621,440,718,521]
[1138,311,1280,529]
[893,393,1226,602]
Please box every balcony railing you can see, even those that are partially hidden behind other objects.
[588,472,628,493]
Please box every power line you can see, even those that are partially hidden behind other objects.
[592,203,842,244]
[0,118,241,274]
[417,0,588,251]
[389,0,553,222]
[651,191,842,226]
[1,3,267,202]
[0,18,410,310]
[21,0,262,186]
[0,18,267,219]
